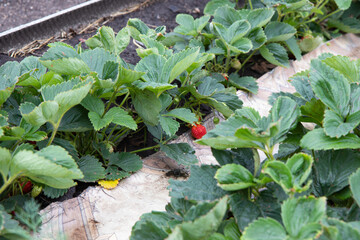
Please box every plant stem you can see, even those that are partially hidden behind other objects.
[235,50,257,74]
[252,148,261,176]
[181,73,191,87]
[224,47,231,72]
[315,0,326,8]
[105,125,118,142]
[298,17,318,27]
[252,188,260,197]
[100,124,111,141]
[264,145,275,161]
[112,128,130,143]
[317,9,341,23]
[0,174,21,195]
[248,0,253,10]
[102,86,120,118]
[47,122,60,146]
[130,144,160,154]
[277,8,283,22]
[318,0,329,10]
[10,140,22,152]
[119,91,130,108]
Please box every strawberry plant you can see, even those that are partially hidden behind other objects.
[128,0,357,97]
[130,54,360,239]
[0,18,248,236]
[0,0,358,237]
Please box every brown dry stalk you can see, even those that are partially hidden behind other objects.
[78,0,154,34]
[10,36,55,58]
[8,0,155,57]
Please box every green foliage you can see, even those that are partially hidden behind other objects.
[0,0,358,236]
[131,54,360,238]
[0,204,33,239]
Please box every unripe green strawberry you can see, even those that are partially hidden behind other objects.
[213,117,220,124]
[231,58,241,70]
[191,124,207,139]
[31,185,43,198]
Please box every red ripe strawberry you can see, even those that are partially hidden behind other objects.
[21,181,33,194]
[221,73,228,81]
[191,124,207,139]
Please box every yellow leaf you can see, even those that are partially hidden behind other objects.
[98,179,119,189]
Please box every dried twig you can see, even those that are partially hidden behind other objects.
[8,0,156,57]
[10,36,55,57]
[78,0,154,34]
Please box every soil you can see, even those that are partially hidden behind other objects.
[0,0,89,33]
[0,0,275,206]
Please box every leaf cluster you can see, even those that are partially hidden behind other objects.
[130,54,360,239]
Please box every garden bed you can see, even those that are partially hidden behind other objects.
[0,0,214,200]
[1,0,360,239]
[37,33,360,240]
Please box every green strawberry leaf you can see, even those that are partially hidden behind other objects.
[227,73,261,94]
[264,22,296,42]
[80,48,117,78]
[167,197,228,240]
[116,64,145,87]
[131,89,162,126]
[286,153,313,187]
[350,168,360,208]
[163,108,197,124]
[107,107,137,130]
[130,212,171,240]
[10,146,83,189]
[264,161,293,192]
[327,17,360,34]
[159,116,180,137]
[108,152,142,172]
[247,27,267,50]
[0,61,20,105]
[323,109,360,138]
[322,55,359,83]
[169,165,227,201]
[174,14,210,37]
[322,218,360,239]
[115,27,131,55]
[300,128,360,150]
[81,94,105,116]
[160,143,198,166]
[204,0,235,15]
[284,36,302,61]
[43,186,69,199]
[282,196,326,238]
[309,59,350,117]
[334,0,351,9]
[215,164,255,191]
[242,217,286,240]
[312,150,360,197]
[214,20,251,44]
[259,43,290,67]
[300,98,325,126]
[242,8,275,29]
[213,6,241,28]
[127,18,153,41]
[77,155,106,182]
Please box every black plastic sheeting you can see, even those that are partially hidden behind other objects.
[0,0,144,52]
